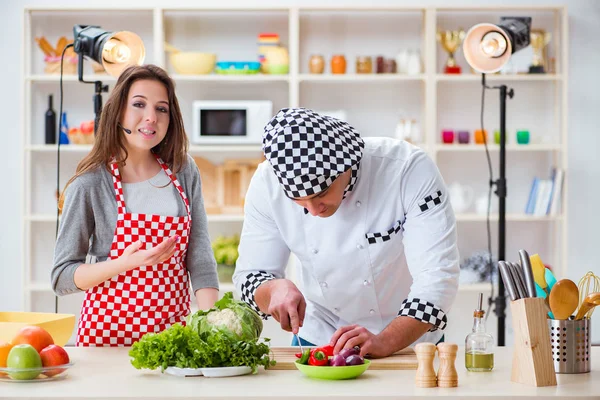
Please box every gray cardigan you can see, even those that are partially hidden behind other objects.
[51,154,219,296]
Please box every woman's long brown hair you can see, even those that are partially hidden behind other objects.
[59,64,189,210]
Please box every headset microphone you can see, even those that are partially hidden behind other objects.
[118,123,132,134]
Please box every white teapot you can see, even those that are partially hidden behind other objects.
[448,182,474,213]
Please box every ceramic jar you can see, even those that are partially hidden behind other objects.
[309,55,325,74]
[331,55,347,74]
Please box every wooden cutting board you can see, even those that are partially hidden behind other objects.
[270,347,418,370]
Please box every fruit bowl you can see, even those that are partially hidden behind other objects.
[0,312,75,346]
[0,362,74,382]
[294,359,371,380]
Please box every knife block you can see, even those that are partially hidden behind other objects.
[510,298,557,387]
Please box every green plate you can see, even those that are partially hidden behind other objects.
[294,359,370,380]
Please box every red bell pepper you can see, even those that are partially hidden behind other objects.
[316,344,334,357]
[308,350,328,366]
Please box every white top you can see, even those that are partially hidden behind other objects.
[3,347,599,399]
[233,138,460,346]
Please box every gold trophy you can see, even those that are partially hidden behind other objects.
[529,29,551,73]
[437,29,465,74]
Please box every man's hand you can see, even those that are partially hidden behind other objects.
[256,279,306,334]
[330,325,390,358]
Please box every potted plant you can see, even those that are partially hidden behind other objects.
[211,235,240,283]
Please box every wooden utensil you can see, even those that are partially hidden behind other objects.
[574,292,600,320]
[269,346,418,370]
[548,279,579,320]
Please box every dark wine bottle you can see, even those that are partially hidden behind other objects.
[45,94,56,144]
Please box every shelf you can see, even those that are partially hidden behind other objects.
[27,144,262,154]
[27,282,236,294]
[299,74,425,82]
[27,144,92,152]
[207,214,244,222]
[28,282,53,292]
[27,214,246,223]
[27,74,116,82]
[458,282,493,292]
[455,213,562,222]
[172,74,289,82]
[435,144,561,152]
[435,74,563,82]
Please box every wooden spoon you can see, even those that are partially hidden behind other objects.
[575,292,600,320]
[548,279,579,320]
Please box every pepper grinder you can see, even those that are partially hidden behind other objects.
[437,343,458,387]
[414,342,437,388]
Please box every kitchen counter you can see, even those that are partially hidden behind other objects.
[2,347,599,399]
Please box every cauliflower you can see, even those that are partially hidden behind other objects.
[187,292,263,341]
[205,308,243,338]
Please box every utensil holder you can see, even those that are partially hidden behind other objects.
[510,298,557,387]
[548,318,591,373]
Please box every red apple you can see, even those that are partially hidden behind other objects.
[39,345,70,377]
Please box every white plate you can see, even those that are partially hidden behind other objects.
[200,366,252,378]
[164,367,203,377]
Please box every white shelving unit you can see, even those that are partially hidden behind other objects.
[22,6,567,345]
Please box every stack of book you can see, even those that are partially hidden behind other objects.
[524,168,564,216]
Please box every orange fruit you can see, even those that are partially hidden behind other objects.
[0,342,14,368]
[12,326,54,354]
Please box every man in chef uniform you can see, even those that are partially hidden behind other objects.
[233,108,459,358]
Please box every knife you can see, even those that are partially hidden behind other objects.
[508,262,527,299]
[519,249,537,298]
[499,261,518,302]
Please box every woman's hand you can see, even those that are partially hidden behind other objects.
[120,236,179,271]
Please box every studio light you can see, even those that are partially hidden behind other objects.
[463,17,531,73]
[461,16,532,347]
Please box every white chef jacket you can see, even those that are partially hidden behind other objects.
[233,137,460,346]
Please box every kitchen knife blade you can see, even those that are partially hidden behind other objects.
[519,249,537,298]
[508,262,527,299]
[499,261,518,302]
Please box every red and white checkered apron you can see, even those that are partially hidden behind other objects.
[76,156,191,346]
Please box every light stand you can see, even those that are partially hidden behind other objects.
[482,74,514,346]
[76,50,108,135]
[463,16,531,346]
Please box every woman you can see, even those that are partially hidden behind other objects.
[52,64,219,346]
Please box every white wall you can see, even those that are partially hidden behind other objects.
[2,0,599,344]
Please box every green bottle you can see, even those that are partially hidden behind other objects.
[465,293,494,371]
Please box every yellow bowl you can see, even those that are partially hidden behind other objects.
[169,52,216,75]
[0,312,75,346]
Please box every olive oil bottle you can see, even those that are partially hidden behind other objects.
[465,293,494,371]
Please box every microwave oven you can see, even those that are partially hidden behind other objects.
[191,100,273,145]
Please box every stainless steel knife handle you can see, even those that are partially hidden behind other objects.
[499,261,518,302]
[519,249,537,298]
[508,262,527,299]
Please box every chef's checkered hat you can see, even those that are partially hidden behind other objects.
[262,108,364,199]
